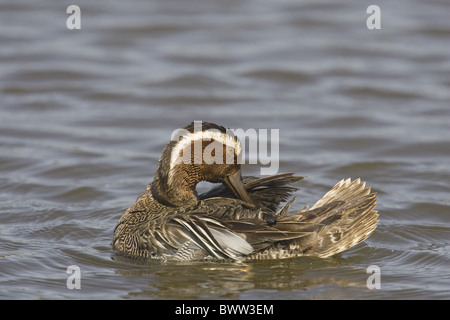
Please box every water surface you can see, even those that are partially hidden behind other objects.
[1,0,450,299]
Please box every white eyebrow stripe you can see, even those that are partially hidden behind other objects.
[168,130,241,184]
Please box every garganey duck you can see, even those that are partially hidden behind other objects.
[113,122,378,261]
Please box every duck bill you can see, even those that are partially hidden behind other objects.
[223,170,254,207]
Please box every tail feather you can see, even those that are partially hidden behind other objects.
[297,178,379,258]
[309,178,369,210]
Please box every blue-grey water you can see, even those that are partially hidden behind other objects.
[1,0,450,299]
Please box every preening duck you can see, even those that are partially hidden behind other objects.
[113,122,378,261]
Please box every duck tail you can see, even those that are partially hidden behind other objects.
[294,178,379,258]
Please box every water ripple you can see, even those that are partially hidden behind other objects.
[1,0,450,299]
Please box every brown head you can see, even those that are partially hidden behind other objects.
[150,122,253,207]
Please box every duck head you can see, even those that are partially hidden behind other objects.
[150,122,253,207]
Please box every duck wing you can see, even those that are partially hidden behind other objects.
[199,173,303,212]
[238,178,379,259]
[137,212,254,260]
